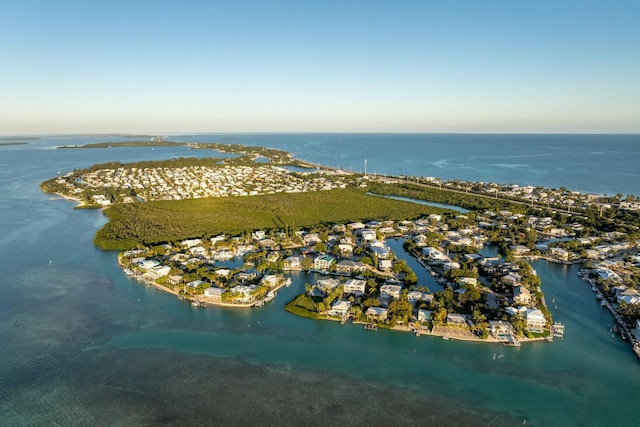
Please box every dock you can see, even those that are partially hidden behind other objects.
[364,323,378,331]
[590,279,640,360]
[552,322,565,338]
[505,334,521,347]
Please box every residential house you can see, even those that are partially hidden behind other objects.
[230,284,256,303]
[316,278,340,293]
[366,306,389,321]
[314,254,336,271]
[189,246,207,257]
[360,229,377,241]
[235,271,256,282]
[138,258,160,270]
[303,233,322,246]
[525,309,547,332]
[502,273,522,286]
[407,290,433,305]
[457,277,478,287]
[168,275,183,286]
[442,261,461,271]
[447,313,468,327]
[214,268,231,277]
[596,268,622,282]
[380,284,402,300]
[147,265,171,279]
[488,320,513,338]
[510,245,531,256]
[204,287,224,301]
[260,274,280,288]
[329,300,351,317]
[379,259,393,271]
[181,238,202,248]
[369,240,391,259]
[423,247,450,262]
[513,285,532,305]
[549,247,569,261]
[337,243,353,257]
[417,309,432,322]
[343,279,366,296]
[335,259,366,274]
[258,238,279,250]
[616,287,640,305]
[186,279,205,289]
[283,256,302,271]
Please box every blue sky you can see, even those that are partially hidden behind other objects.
[1,0,639,134]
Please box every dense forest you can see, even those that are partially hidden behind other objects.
[95,188,450,250]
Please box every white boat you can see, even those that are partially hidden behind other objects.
[264,291,276,302]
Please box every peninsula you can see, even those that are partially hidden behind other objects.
[41,142,640,353]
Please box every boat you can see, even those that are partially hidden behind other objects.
[633,342,640,360]
[601,300,607,306]
[264,291,276,302]
[552,322,565,337]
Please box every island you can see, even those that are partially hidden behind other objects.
[41,142,640,354]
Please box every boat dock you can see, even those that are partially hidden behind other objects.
[589,279,640,360]
[505,334,521,347]
[552,322,565,338]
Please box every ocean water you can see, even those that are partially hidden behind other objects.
[1,134,640,426]
[173,133,640,196]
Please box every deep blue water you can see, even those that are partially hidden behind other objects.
[172,133,640,195]
[1,134,639,426]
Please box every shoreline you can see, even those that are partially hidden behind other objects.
[119,256,290,309]
[49,190,92,208]
[348,318,552,347]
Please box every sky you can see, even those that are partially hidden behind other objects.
[1,0,639,135]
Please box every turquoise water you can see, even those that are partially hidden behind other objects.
[1,135,640,426]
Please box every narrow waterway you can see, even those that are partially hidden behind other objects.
[367,192,470,213]
[386,238,443,292]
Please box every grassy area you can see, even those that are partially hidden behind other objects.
[285,294,319,319]
[94,188,450,250]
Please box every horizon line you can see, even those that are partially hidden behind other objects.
[2,131,640,138]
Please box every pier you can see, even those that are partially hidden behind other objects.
[552,322,565,338]
[589,279,640,360]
